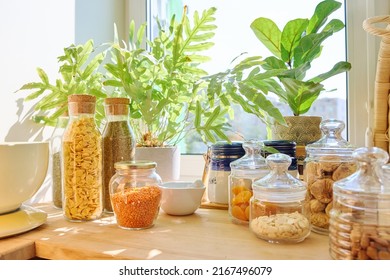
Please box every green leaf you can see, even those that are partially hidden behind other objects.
[307,0,342,34]
[194,101,202,128]
[24,88,45,101]
[322,18,345,33]
[37,68,49,85]
[262,56,287,71]
[281,19,308,64]
[81,52,104,80]
[204,106,221,128]
[239,83,286,125]
[309,61,351,83]
[281,78,324,115]
[17,82,44,91]
[250,17,282,58]
[293,32,332,67]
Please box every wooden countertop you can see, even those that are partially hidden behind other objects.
[0,203,331,260]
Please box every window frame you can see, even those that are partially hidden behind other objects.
[126,0,389,179]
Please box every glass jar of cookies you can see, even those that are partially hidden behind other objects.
[303,119,356,234]
[228,140,269,225]
[329,147,390,260]
[250,153,310,243]
[62,94,103,222]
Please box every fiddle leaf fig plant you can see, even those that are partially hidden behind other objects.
[248,0,351,116]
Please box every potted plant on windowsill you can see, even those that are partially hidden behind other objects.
[246,0,351,145]
[103,7,235,181]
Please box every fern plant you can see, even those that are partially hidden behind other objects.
[17,40,107,126]
[104,7,231,147]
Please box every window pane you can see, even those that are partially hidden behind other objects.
[149,0,347,154]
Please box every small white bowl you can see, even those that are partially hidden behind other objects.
[0,142,49,214]
[160,180,205,216]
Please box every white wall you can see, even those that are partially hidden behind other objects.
[0,0,128,203]
[0,0,75,142]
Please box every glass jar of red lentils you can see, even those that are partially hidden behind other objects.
[109,160,162,230]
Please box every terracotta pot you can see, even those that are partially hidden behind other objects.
[271,116,322,146]
[135,146,180,182]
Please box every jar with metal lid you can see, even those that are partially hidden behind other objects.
[102,97,135,213]
[329,147,390,260]
[228,140,269,224]
[303,119,356,234]
[109,160,162,230]
[203,141,245,205]
[250,153,310,243]
[62,94,103,221]
[262,140,297,178]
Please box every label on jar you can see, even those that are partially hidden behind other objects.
[207,170,230,204]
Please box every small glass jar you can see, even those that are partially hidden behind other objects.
[303,119,356,234]
[102,97,135,213]
[329,147,390,260]
[262,140,298,177]
[228,140,269,225]
[250,153,310,243]
[50,113,68,209]
[109,160,162,230]
[204,141,245,205]
[62,94,103,222]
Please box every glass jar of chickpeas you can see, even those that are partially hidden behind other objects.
[228,140,269,225]
[109,160,162,230]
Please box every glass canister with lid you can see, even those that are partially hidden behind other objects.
[228,140,269,225]
[109,160,162,230]
[303,119,356,234]
[329,147,390,260]
[249,153,310,243]
[204,141,245,205]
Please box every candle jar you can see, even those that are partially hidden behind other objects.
[62,94,103,222]
[329,147,390,260]
[303,119,356,234]
[228,140,269,225]
[109,160,162,230]
[250,153,310,243]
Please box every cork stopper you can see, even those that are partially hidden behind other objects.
[68,94,96,115]
[104,97,130,116]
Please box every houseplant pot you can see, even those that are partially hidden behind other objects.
[135,146,180,182]
[271,116,322,146]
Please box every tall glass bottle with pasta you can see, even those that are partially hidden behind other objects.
[62,94,103,221]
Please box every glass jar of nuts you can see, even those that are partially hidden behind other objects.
[303,119,356,234]
[228,140,269,225]
[250,153,310,244]
[329,147,390,260]
[109,160,162,230]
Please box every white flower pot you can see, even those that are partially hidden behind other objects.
[135,146,180,182]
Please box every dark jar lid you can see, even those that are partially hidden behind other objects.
[210,141,245,157]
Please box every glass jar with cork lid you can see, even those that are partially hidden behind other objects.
[102,97,135,213]
[62,94,103,221]
[109,160,162,230]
